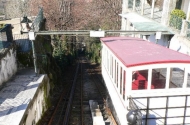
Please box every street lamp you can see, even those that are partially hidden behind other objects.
[20,16,38,76]
[20,16,32,34]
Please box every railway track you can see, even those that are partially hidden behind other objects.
[47,56,117,125]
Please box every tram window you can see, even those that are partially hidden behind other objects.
[187,72,190,88]
[151,68,166,89]
[123,70,126,100]
[169,67,184,88]
[120,67,123,94]
[132,69,148,90]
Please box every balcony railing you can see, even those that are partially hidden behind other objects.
[128,0,142,13]
[127,0,163,23]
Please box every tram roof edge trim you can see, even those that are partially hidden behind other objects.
[100,37,190,67]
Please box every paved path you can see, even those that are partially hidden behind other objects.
[0,68,44,125]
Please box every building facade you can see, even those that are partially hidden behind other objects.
[120,0,190,55]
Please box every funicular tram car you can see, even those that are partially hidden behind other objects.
[100,37,190,125]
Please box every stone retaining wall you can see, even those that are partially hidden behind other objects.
[0,46,17,87]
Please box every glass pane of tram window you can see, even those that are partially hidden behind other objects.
[169,68,184,88]
[132,69,148,90]
[187,72,190,88]
[120,67,123,94]
[123,70,126,100]
[151,68,167,89]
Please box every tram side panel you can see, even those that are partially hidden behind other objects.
[101,43,128,125]
[101,42,190,125]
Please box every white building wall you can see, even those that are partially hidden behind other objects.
[21,75,50,125]
[148,34,169,47]
[181,0,189,14]
[0,48,17,86]
[169,34,190,55]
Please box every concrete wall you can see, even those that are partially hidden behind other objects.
[148,34,170,47]
[0,47,17,86]
[169,34,190,55]
[20,75,50,125]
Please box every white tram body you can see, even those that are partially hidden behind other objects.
[100,37,190,125]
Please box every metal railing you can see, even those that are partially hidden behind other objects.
[127,0,163,23]
[130,95,190,125]
[128,0,141,12]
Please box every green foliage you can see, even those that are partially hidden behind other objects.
[52,35,76,72]
[0,24,5,30]
[85,38,101,64]
[17,52,34,67]
[169,9,186,30]
[171,9,186,19]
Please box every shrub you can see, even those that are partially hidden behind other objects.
[171,9,186,19]
[0,24,5,29]
[169,9,186,30]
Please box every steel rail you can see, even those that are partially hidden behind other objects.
[47,84,70,125]
[80,58,84,125]
[63,59,80,125]
[47,63,79,125]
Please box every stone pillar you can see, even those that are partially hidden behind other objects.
[151,0,155,18]
[122,0,129,13]
[180,20,188,36]
[133,0,136,11]
[161,0,177,26]
[141,0,145,15]
[186,1,190,21]
[121,0,129,31]
[180,1,190,36]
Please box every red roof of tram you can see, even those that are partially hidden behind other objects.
[101,37,190,67]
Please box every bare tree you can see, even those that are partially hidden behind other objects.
[28,0,122,30]
[4,0,30,19]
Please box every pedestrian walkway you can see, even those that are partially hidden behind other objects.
[0,68,45,125]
